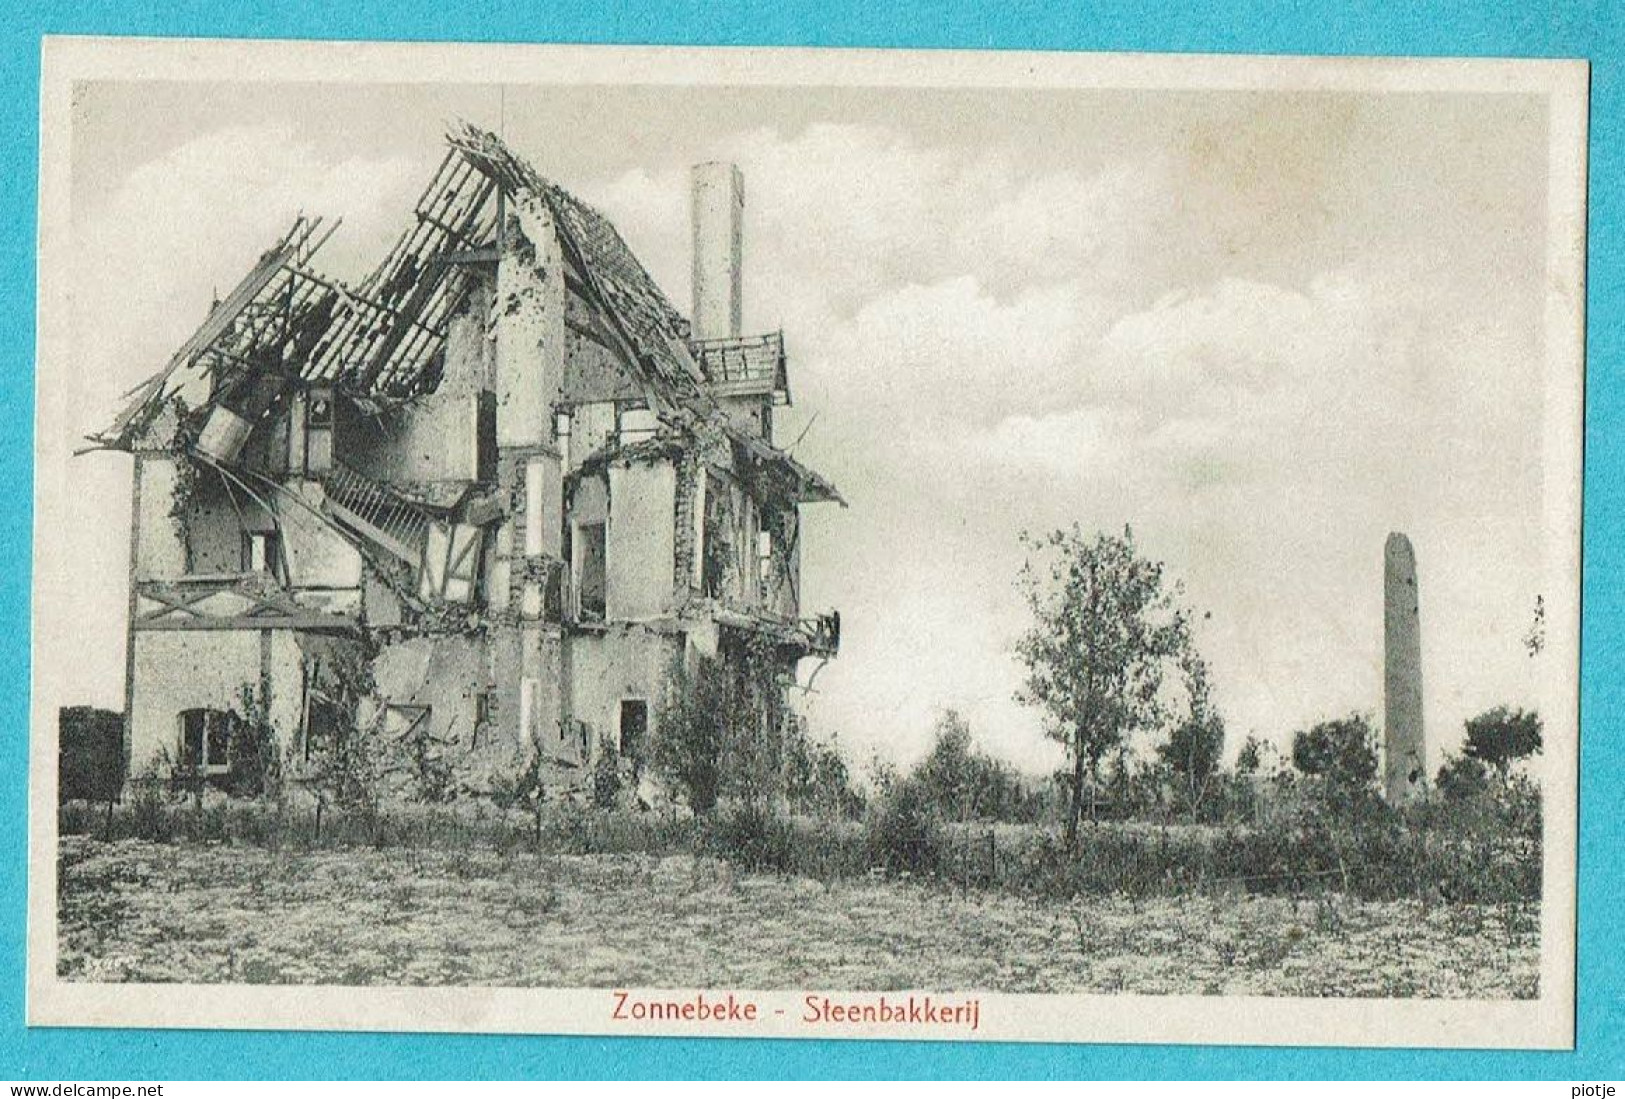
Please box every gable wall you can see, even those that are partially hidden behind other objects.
[132,455,187,583]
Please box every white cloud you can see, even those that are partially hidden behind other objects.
[799,257,1546,773]
[587,122,1157,334]
[70,122,420,434]
[51,97,1554,782]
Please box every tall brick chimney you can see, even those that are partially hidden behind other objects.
[691,162,743,341]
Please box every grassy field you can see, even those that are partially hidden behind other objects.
[57,835,1538,998]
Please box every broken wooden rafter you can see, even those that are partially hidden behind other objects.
[432,246,500,266]
[285,266,447,347]
[91,215,335,448]
[415,208,487,250]
[356,174,497,393]
[297,149,498,392]
[549,221,668,417]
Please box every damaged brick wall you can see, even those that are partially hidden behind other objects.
[365,633,520,796]
[132,453,188,582]
[494,195,566,449]
[673,449,701,601]
[567,626,683,773]
[127,629,304,779]
[494,447,564,620]
[342,280,496,493]
[605,458,677,622]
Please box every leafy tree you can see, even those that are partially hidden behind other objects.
[1156,653,1225,821]
[1015,524,1194,847]
[1290,713,1379,794]
[784,724,866,819]
[1462,706,1542,780]
[1235,734,1270,778]
[782,721,819,813]
[655,641,788,813]
[916,711,979,819]
[911,710,1043,823]
[1223,734,1276,825]
[865,752,901,800]
[1435,752,1491,802]
[1159,714,1225,821]
[810,738,866,819]
[58,706,125,804]
[980,757,1048,823]
[654,658,727,813]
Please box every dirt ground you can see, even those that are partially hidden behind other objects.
[56,836,1539,998]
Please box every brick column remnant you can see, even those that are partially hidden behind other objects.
[1383,531,1425,805]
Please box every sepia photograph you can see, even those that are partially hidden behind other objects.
[27,38,1585,1047]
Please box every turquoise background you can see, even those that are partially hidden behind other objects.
[0,0,1618,1080]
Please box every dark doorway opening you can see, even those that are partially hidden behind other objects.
[619,699,648,768]
[577,521,607,620]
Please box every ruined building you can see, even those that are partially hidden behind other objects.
[88,125,842,798]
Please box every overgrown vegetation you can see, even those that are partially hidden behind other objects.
[58,706,124,804]
[56,834,1538,996]
[66,684,1542,908]
[784,723,866,819]
[592,735,623,810]
[59,510,1546,1001]
[222,685,281,800]
[654,640,788,813]
[64,518,1544,913]
[1157,654,1225,822]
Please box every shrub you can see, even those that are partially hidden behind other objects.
[654,658,726,813]
[58,706,124,804]
[489,751,543,814]
[1502,772,1543,844]
[1291,714,1379,796]
[1235,735,1271,778]
[1436,753,1491,802]
[1158,712,1226,822]
[910,711,1044,823]
[787,816,869,882]
[784,726,867,820]
[592,735,622,810]
[656,641,789,812]
[864,779,943,877]
[704,801,793,873]
[400,719,457,805]
[128,779,172,842]
[223,686,281,800]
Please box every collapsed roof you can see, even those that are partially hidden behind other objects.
[89,123,842,506]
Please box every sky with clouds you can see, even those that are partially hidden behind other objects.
[42,77,1560,776]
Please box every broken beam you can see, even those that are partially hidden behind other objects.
[134,614,359,632]
[431,246,500,266]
